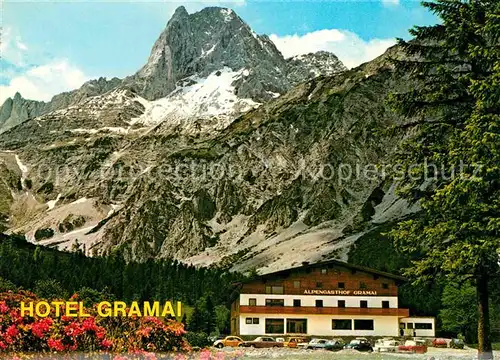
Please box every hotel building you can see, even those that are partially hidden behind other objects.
[230,259,435,338]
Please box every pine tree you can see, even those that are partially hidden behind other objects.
[389,1,499,358]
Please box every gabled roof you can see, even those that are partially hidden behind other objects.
[233,258,407,286]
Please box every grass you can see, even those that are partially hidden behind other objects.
[468,342,500,350]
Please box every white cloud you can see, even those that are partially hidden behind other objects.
[0,60,90,104]
[382,0,400,7]
[269,29,396,69]
[15,39,28,51]
[1,27,30,67]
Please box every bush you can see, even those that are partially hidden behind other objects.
[34,228,54,241]
[74,287,115,306]
[0,290,188,353]
[0,277,17,292]
[185,331,211,348]
[34,280,68,300]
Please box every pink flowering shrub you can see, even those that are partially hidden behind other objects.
[0,291,188,354]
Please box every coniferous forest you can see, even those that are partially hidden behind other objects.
[0,233,241,307]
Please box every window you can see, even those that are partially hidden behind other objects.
[354,319,374,330]
[265,299,284,307]
[266,286,284,294]
[382,301,390,309]
[265,319,284,334]
[360,300,368,308]
[316,282,323,288]
[407,323,414,329]
[382,283,389,289]
[321,268,327,274]
[252,318,259,324]
[293,299,301,307]
[249,298,256,306]
[338,300,346,308]
[246,318,252,324]
[332,319,352,330]
[338,282,345,289]
[415,323,433,330]
[286,319,307,334]
[359,282,367,289]
[293,281,301,289]
[316,300,323,308]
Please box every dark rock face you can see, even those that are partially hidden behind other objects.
[125,7,345,102]
[0,93,47,134]
[287,51,347,84]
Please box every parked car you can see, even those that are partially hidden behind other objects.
[344,339,373,352]
[432,338,448,348]
[373,338,400,352]
[276,337,285,343]
[450,338,465,349]
[284,337,308,348]
[213,336,244,348]
[304,338,344,351]
[398,339,428,353]
[240,336,284,348]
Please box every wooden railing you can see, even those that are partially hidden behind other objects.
[239,306,410,317]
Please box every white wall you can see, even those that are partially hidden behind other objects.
[400,317,435,337]
[240,294,398,308]
[239,313,400,337]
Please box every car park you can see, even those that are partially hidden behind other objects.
[373,338,400,352]
[303,338,344,351]
[450,338,465,349]
[344,339,373,352]
[398,339,428,353]
[284,337,308,348]
[213,336,244,348]
[432,338,448,348]
[240,336,284,348]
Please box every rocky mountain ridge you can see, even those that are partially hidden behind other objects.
[0,77,121,134]
[0,7,412,274]
[0,6,346,134]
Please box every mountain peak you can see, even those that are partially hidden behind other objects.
[128,6,291,102]
[171,5,188,20]
[199,7,236,21]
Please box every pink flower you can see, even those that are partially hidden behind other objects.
[144,353,157,360]
[82,317,97,331]
[200,349,212,360]
[101,339,113,349]
[31,318,52,338]
[0,301,9,314]
[47,338,66,351]
[6,324,18,338]
[64,322,84,337]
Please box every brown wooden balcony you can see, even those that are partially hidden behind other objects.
[238,305,410,317]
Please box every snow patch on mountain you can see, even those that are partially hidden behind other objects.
[46,194,62,210]
[131,67,260,127]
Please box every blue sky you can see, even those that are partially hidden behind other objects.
[1,1,437,103]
